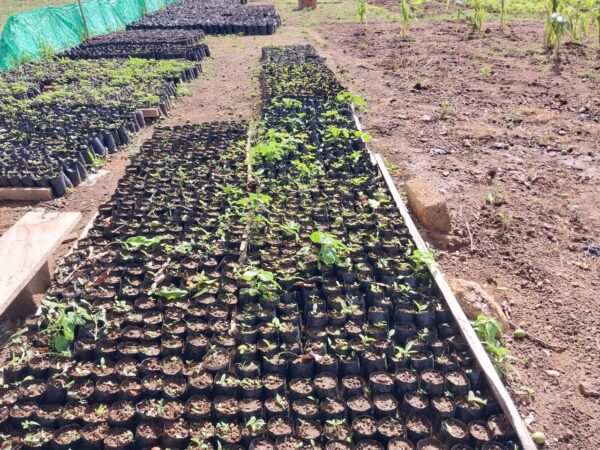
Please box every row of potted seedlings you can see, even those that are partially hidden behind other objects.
[0,57,201,196]
[61,29,210,62]
[128,0,281,36]
[224,45,521,450]
[0,122,255,449]
[0,44,522,450]
[261,45,325,65]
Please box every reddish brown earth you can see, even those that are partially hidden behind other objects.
[315,18,600,449]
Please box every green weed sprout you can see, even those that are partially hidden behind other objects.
[357,1,368,25]
[399,0,412,37]
[549,12,569,61]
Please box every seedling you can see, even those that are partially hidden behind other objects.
[359,334,376,345]
[486,185,508,206]
[310,230,349,266]
[335,91,367,110]
[480,66,491,80]
[393,341,416,360]
[155,287,189,301]
[123,235,166,251]
[439,100,456,120]
[42,299,105,353]
[458,0,486,34]
[548,12,569,61]
[241,267,281,298]
[471,314,510,375]
[245,416,266,432]
[399,0,413,37]
[414,300,429,313]
[500,0,509,28]
[467,390,488,405]
[21,421,40,430]
[356,1,368,25]
[407,249,437,272]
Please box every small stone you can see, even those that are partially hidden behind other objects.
[532,431,546,444]
[524,412,535,425]
[579,381,600,398]
[433,146,451,155]
[494,141,508,149]
[546,370,560,377]
[443,171,450,177]
[421,114,432,122]
[448,278,509,332]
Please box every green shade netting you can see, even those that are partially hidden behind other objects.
[0,0,180,71]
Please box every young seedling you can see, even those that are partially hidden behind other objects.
[471,314,511,375]
[310,231,348,266]
[155,287,189,301]
[356,1,369,25]
[486,184,508,206]
[500,0,509,29]
[394,341,416,360]
[399,0,413,37]
[439,100,456,120]
[467,390,488,405]
[594,0,600,52]
[407,248,438,272]
[241,267,281,298]
[245,416,266,433]
[549,12,569,61]
[458,0,486,34]
[123,235,166,252]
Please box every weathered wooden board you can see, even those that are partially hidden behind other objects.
[141,107,161,118]
[0,187,53,201]
[0,210,81,318]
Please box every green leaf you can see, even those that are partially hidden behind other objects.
[124,235,165,250]
[53,334,70,352]
[155,287,189,300]
[320,247,337,265]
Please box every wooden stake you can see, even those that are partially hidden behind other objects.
[77,0,90,41]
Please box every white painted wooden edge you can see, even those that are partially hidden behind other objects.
[350,108,535,450]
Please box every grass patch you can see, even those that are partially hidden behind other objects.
[270,0,399,26]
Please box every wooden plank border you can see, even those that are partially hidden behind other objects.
[351,109,536,450]
[0,211,81,318]
[0,187,54,201]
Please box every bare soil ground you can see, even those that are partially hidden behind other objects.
[1,1,599,447]
[315,18,600,449]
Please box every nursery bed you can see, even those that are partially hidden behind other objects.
[0,58,201,197]
[128,0,281,36]
[61,29,210,62]
[241,44,534,450]
[0,121,251,448]
[0,44,535,450]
